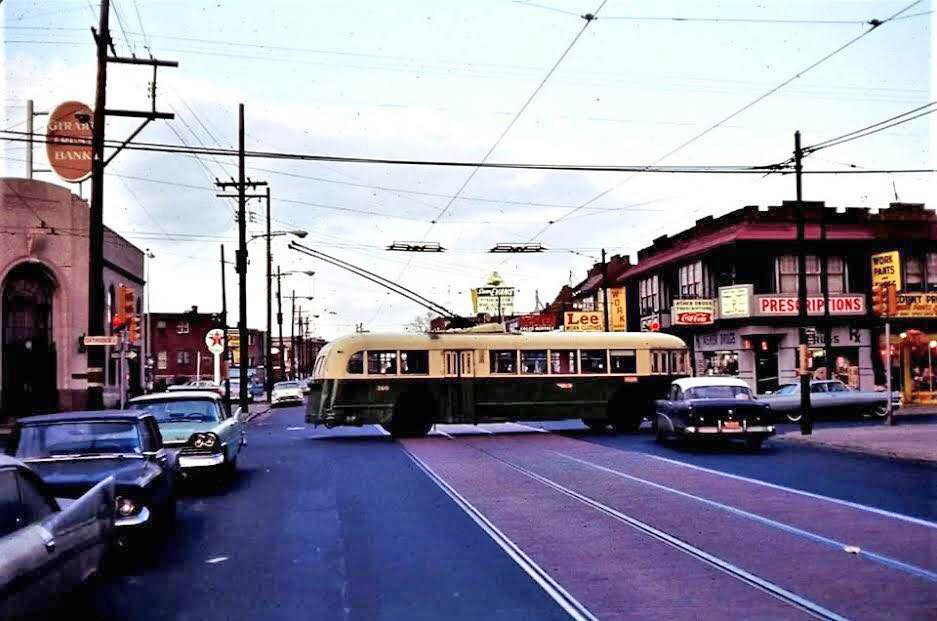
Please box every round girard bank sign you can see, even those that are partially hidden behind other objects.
[46,100,93,182]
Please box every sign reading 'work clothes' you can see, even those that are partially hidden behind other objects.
[871,251,902,290]
[564,311,603,331]
[754,295,866,316]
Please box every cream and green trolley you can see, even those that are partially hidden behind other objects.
[307,330,690,436]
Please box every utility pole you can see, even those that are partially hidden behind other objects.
[794,130,813,435]
[819,210,833,382]
[265,187,273,402]
[276,266,284,382]
[220,245,231,414]
[601,248,610,332]
[86,0,176,409]
[291,290,296,380]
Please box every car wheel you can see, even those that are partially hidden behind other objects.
[785,410,803,423]
[869,404,888,418]
[654,420,666,444]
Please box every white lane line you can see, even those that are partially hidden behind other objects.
[286,426,304,431]
[646,454,937,530]
[557,452,937,583]
[481,450,847,621]
[205,556,229,564]
[402,448,597,621]
[374,425,391,436]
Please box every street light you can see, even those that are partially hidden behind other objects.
[144,249,155,392]
[248,229,307,244]
[274,268,315,386]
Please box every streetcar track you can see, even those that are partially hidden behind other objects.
[458,441,850,621]
[553,451,937,583]
[401,446,599,621]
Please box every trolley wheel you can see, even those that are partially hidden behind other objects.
[608,390,645,434]
[386,391,434,438]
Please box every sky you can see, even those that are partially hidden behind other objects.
[2,0,934,339]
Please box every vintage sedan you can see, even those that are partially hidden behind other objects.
[0,456,114,620]
[758,380,898,422]
[271,380,304,407]
[654,377,775,449]
[127,391,245,478]
[11,411,177,549]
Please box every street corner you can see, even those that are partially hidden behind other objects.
[774,423,937,465]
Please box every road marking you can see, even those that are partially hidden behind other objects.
[402,447,597,621]
[286,426,304,431]
[374,425,391,436]
[557,452,937,583]
[646,454,937,530]
[478,449,848,621]
[205,556,229,564]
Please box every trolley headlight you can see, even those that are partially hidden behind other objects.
[115,496,139,517]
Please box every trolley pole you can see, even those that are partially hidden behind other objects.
[601,248,610,332]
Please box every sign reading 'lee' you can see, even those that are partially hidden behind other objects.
[564,311,603,332]
[46,101,93,182]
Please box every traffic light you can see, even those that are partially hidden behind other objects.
[113,285,137,335]
[871,284,886,316]
[798,344,810,375]
[127,313,141,345]
[885,283,898,316]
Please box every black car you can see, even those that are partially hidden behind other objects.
[9,410,178,549]
[653,378,775,449]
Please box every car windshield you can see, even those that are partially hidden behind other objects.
[276,382,299,389]
[775,384,799,395]
[128,399,221,423]
[16,421,142,458]
[684,386,753,400]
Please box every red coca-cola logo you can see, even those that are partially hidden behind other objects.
[677,312,712,324]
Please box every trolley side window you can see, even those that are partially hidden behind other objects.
[367,351,397,375]
[399,350,429,375]
[520,350,548,375]
[580,349,608,374]
[490,350,518,374]
[347,352,364,374]
[610,349,637,374]
[550,350,577,374]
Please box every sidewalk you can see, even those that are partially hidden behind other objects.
[775,422,937,464]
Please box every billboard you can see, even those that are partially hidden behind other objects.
[564,311,603,332]
[871,251,902,290]
[671,299,716,325]
[609,287,627,331]
[517,314,556,332]
[472,286,514,316]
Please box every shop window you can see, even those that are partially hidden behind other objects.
[367,351,397,375]
[157,351,167,370]
[550,350,577,374]
[702,351,738,376]
[176,350,191,365]
[778,255,846,294]
[176,321,190,334]
[347,352,363,374]
[610,349,636,373]
[399,350,428,374]
[580,350,608,373]
[520,350,548,374]
[490,350,517,374]
[905,256,924,292]
[927,253,937,292]
[826,256,845,294]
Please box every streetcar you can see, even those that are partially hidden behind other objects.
[307,328,690,436]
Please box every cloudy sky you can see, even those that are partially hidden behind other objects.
[3,0,933,338]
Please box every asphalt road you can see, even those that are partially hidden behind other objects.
[56,405,936,620]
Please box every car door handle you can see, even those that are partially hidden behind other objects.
[45,539,56,553]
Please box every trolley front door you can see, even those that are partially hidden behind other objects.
[443,350,475,422]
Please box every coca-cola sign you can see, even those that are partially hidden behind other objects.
[676,311,713,324]
[671,299,715,325]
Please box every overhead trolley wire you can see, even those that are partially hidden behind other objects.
[804,101,936,153]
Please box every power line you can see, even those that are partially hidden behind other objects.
[804,101,936,152]
[520,0,925,241]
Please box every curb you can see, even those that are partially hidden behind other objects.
[772,436,937,467]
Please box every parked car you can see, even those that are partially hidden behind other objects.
[248,379,265,399]
[227,379,253,402]
[654,377,775,449]
[127,391,245,478]
[168,380,225,397]
[0,456,115,620]
[301,378,313,395]
[758,380,899,422]
[10,410,178,550]
[271,381,304,407]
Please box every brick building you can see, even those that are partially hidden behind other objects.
[148,306,225,385]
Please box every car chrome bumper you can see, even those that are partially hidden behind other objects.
[116,506,151,527]
[685,425,775,434]
[179,453,225,468]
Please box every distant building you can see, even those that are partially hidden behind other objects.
[147,306,225,385]
[1,178,144,417]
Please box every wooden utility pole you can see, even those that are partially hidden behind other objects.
[86,0,176,408]
[220,245,231,414]
[265,187,273,402]
[794,130,813,435]
[291,290,296,380]
[601,248,610,331]
[276,266,284,382]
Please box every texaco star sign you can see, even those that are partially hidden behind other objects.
[205,329,225,355]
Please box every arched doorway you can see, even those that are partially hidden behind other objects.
[2,263,58,416]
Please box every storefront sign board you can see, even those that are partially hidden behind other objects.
[609,287,627,331]
[719,285,752,318]
[871,251,902,290]
[564,311,603,331]
[671,299,715,325]
[890,293,937,318]
[754,294,865,316]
